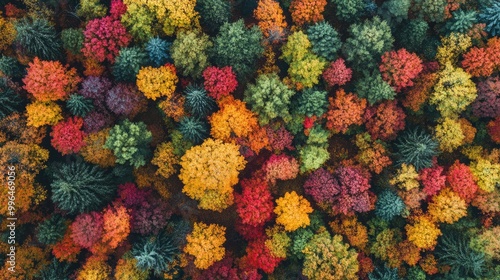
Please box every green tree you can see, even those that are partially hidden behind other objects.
[244,73,296,125]
[354,71,395,105]
[210,19,264,80]
[342,16,394,70]
[306,22,342,61]
[332,0,365,22]
[112,46,149,82]
[14,18,61,60]
[195,0,231,32]
[171,31,212,78]
[61,28,84,56]
[104,119,153,168]
[49,160,116,214]
[36,215,67,245]
[395,19,429,53]
[65,94,94,117]
[294,88,328,117]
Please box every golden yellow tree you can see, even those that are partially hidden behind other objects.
[428,188,467,224]
[405,215,442,250]
[274,191,313,232]
[179,138,246,212]
[184,222,226,269]
[136,64,178,100]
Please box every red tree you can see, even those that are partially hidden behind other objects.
[82,16,131,63]
[322,58,352,87]
[332,166,373,215]
[462,46,495,77]
[243,239,283,274]
[50,117,86,155]
[446,160,478,203]
[234,177,274,227]
[71,211,104,249]
[379,48,423,92]
[203,66,238,100]
[364,100,406,141]
[419,164,446,197]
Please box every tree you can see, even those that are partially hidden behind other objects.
[244,73,295,125]
[171,30,212,78]
[274,191,312,232]
[435,117,465,153]
[330,216,368,251]
[413,0,447,23]
[0,12,16,52]
[444,9,478,34]
[151,142,179,179]
[26,101,63,127]
[342,17,394,70]
[263,154,300,185]
[331,166,373,215]
[112,47,149,82]
[102,204,131,249]
[80,129,117,168]
[394,128,439,171]
[23,57,81,102]
[184,222,226,269]
[375,190,405,221]
[132,231,179,275]
[469,158,500,193]
[326,89,366,134]
[145,37,171,67]
[302,230,359,280]
[76,0,108,19]
[447,160,478,203]
[472,76,500,118]
[289,0,327,26]
[244,238,283,273]
[210,19,264,79]
[331,0,365,22]
[0,55,24,78]
[105,83,147,118]
[66,94,94,117]
[208,96,258,142]
[61,28,84,55]
[82,16,131,63]
[254,0,287,37]
[195,0,231,32]
[178,116,209,144]
[136,64,178,100]
[379,49,423,92]
[76,258,112,280]
[430,63,477,118]
[462,46,495,78]
[202,66,238,100]
[479,1,500,36]
[378,0,411,25]
[50,117,86,155]
[114,259,148,280]
[294,88,328,117]
[235,176,274,227]
[0,78,22,120]
[49,160,116,214]
[37,259,73,280]
[390,163,420,191]
[436,233,486,278]
[36,215,67,245]
[306,21,342,61]
[435,32,472,65]
[184,84,217,118]
[396,19,429,53]
[71,211,104,249]
[179,138,246,211]
[288,53,327,89]
[354,70,396,105]
[104,119,152,168]
[427,188,467,224]
[355,132,392,174]
[14,18,61,60]
[420,164,446,196]
[303,168,339,204]
[364,100,406,141]
[299,144,330,173]
[405,215,441,250]
[322,58,352,87]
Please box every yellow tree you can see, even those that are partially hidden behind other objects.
[136,64,178,100]
[179,138,246,212]
[428,188,467,224]
[184,222,226,269]
[274,191,313,232]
